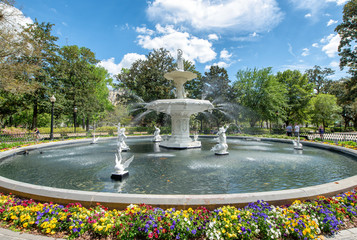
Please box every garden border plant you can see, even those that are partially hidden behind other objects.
[0,189,355,239]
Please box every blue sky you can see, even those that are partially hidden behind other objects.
[12,0,349,81]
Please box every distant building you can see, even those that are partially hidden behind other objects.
[108,89,124,106]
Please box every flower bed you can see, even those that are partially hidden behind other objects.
[0,189,356,239]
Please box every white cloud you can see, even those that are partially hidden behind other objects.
[231,32,260,41]
[220,49,232,61]
[301,48,310,57]
[321,33,340,57]
[205,61,231,70]
[312,43,319,48]
[326,0,349,5]
[330,61,339,68]
[136,26,155,35]
[288,43,296,57]
[208,34,219,40]
[147,0,284,33]
[136,24,216,63]
[327,19,338,26]
[291,0,347,19]
[98,53,146,75]
[0,3,33,32]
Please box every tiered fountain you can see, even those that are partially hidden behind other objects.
[146,50,214,149]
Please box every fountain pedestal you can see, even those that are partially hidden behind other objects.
[145,50,214,149]
[146,98,213,149]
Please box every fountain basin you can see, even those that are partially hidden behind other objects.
[0,137,356,210]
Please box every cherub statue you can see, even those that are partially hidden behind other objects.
[118,127,130,151]
[211,125,229,155]
[177,49,184,71]
[153,126,162,142]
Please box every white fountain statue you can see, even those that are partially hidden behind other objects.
[117,123,130,151]
[211,125,229,155]
[91,131,99,144]
[146,49,214,149]
[111,146,134,181]
[293,136,303,150]
[153,126,162,142]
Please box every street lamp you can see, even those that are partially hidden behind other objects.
[74,106,77,135]
[50,95,56,140]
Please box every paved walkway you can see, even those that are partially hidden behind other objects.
[0,227,356,240]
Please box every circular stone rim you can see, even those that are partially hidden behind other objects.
[0,136,356,210]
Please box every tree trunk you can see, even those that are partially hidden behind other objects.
[82,115,85,129]
[31,100,38,130]
[86,117,89,131]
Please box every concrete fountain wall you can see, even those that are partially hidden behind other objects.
[0,136,356,210]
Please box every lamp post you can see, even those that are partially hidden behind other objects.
[50,95,56,140]
[74,106,77,135]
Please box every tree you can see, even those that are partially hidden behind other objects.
[233,68,286,127]
[21,21,59,129]
[116,48,176,126]
[276,70,314,125]
[116,48,176,103]
[335,0,357,83]
[0,1,39,94]
[54,45,99,127]
[201,66,232,128]
[309,94,342,129]
[305,65,334,94]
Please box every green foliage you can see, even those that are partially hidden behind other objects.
[335,0,357,82]
[117,48,175,103]
[309,94,342,128]
[276,69,314,125]
[233,67,286,127]
[305,65,335,94]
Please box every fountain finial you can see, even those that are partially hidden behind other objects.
[177,49,184,71]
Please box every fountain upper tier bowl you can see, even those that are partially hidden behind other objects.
[146,98,214,116]
[146,99,214,148]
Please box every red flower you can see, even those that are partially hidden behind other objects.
[148,232,154,238]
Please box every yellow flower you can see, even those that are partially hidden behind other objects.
[23,222,28,228]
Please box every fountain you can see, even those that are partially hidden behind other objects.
[293,136,303,150]
[146,49,214,149]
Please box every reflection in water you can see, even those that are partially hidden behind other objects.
[0,138,356,195]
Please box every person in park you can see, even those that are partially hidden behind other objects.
[319,126,324,140]
[34,128,40,142]
[294,123,300,137]
[286,124,292,137]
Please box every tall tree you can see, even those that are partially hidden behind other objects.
[276,70,314,125]
[335,0,357,85]
[309,94,342,129]
[0,1,38,94]
[21,20,59,129]
[116,48,176,126]
[116,48,176,103]
[54,45,98,126]
[305,65,335,94]
[202,66,232,127]
[233,67,286,127]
